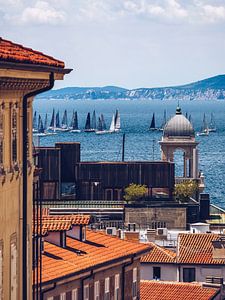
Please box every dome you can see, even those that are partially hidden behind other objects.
[163,106,195,138]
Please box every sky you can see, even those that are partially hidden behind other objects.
[1,0,225,89]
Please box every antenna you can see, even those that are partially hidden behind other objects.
[122,133,125,162]
[152,138,155,161]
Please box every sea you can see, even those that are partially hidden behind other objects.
[33,99,225,209]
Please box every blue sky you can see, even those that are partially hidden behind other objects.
[1,0,225,89]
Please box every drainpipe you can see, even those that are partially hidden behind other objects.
[81,270,93,299]
[22,72,54,300]
[122,257,134,300]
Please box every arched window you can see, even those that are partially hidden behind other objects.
[11,104,17,163]
[0,104,4,166]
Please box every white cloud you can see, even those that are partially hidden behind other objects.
[20,1,66,25]
[201,4,225,23]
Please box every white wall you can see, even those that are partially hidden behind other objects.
[141,264,178,281]
[180,265,225,283]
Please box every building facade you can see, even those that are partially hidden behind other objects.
[0,38,70,299]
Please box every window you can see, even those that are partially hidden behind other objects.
[0,104,3,166]
[11,104,17,163]
[84,284,89,300]
[183,268,196,282]
[10,235,17,300]
[94,281,100,300]
[132,268,137,299]
[115,274,120,300]
[0,240,3,300]
[60,292,66,300]
[72,288,78,300]
[47,297,53,300]
[153,267,161,280]
[104,277,110,300]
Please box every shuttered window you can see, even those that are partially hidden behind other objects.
[72,288,78,300]
[10,235,17,300]
[94,281,100,300]
[115,274,120,300]
[132,268,137,299]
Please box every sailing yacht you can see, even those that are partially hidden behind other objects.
[34,115,46,136]
[91,110,97,131]
[109,113,116,133]
[114,110,121,132]
[208,113,216,132]
[32,111,38,133]
[84,112,95,132]
[149,113,157,131]
[70,111,81,133]
[197,113,209,136]
[48,108,56,131]
[101,114,107,130]
[60,109,69,131]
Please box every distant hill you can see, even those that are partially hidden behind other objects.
[37,75,225,101]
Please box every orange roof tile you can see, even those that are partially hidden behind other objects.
[0,37,64,68]
[41,230,150,284]
[42,219,72,231]
[46,214,91,225]
[141,242,176,264]
[140,281,219,300]
[178,233,225,265]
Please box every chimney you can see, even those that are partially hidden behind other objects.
[199,193,210,221]
[45,230,67,248]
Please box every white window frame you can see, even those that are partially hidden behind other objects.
[60,292,66,300]
[104,277,110,300]
[114,274,120,300]
[94,281,100,300]
[84,284,89,300]
[72,288,78,300]
[132,268,137,300]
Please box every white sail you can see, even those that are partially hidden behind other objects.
[115,110,121,131]
[109,114,115,132]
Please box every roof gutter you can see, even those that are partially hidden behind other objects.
[22,72,55,300]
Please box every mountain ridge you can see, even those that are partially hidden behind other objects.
[37,75,225,101]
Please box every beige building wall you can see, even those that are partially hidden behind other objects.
[0,68,65,299]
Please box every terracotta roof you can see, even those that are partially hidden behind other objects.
[0,37,64,68]
[41,230,150,284]
[178,233,225,265]
[42,219,72,232]
[141,242,176,264]
[140,281,219,300]
[46,215,91,225]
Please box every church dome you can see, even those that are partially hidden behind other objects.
[163,106,195,138]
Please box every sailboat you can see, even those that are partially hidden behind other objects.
[159,110,167,131]
[55,110,61,131]
[84,112,95,132]
[101,114,107,130]
[34,115,46,136]
[33,111,38,133]
[48,108,55,131]
[114,110,121,132]
[91,110,97,130]
[70,111,81,133]
[149,113,157,131]
[96,115,108,134]
[208,113,216,132]
[197,113,209,136]
[60,109,69,131]
[109,113,116,133]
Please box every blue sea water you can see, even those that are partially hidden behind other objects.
[33,99,225,208]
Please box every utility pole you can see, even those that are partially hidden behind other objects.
[122,134,125,162]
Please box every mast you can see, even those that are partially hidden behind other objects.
[92,110,97,129]
[85,112,91,130]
